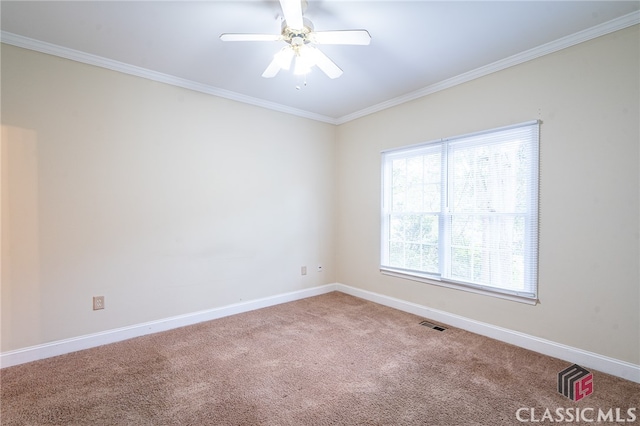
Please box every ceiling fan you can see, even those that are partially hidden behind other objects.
[220,0,371,79]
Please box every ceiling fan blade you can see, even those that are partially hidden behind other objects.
[274,47,295,71]
[220,33,281,42]
[308,47,343,79]
[279,0,304,30]
[312,30,371,45]
[262,57,282,78]
[262,47,295,78]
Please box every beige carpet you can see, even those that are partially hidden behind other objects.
[1,292,638,425]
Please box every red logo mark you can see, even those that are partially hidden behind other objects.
[558,364,594,401]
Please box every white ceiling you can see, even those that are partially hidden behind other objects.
[2,1,639,124]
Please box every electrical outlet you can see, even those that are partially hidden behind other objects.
[93,296,104,310]
[301,266,307,275]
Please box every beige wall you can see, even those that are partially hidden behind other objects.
[336,25,640,364]
[2,25,639,367]
[1,45,336,351]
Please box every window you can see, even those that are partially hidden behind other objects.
[381,121,539,303]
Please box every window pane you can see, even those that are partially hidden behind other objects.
[391,152,440,213]
[451,247,471,279]
[449,214,526,290]
[389,215,404,241]
[404,214,422,242]
[389,242,405,267]
[450,139,530,214]
[421,244,439,273]
[391,158,407,211]
[382,121,538,300]
[406,243,422,269]
[424,183,440,212]
[420,214,439,244]
[387,213,439,273]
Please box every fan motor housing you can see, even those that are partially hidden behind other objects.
[282,18,314,45]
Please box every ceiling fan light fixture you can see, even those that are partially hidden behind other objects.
[274,47,295,70]
[293,50,314,75]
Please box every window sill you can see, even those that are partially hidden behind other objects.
[380,267,539,305]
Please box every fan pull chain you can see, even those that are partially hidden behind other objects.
[295,74,308,90]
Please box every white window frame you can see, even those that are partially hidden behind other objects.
[380,121,540,304]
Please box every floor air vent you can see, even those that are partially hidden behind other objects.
[419,320,446,331]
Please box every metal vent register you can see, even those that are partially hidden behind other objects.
[419,320,447,331]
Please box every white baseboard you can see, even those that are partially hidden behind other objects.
[2,282,638,384]
[0,284,337,369]
[335,283,640,384]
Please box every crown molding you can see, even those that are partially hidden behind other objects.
[336,10,640,125]
[0,31,339,125]
[2,10,638,126]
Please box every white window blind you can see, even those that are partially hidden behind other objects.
[381,121,540,303]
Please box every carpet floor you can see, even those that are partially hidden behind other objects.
[1,292,638,425]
